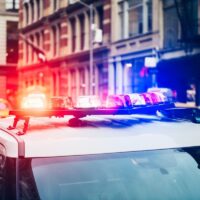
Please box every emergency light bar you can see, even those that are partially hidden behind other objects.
[10,103,174,118]
[7,102,200,135]
[7,89,200,135]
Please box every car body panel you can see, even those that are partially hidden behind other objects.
[0,126,19,157]
[0,98,10,118]
[0,115,200,158]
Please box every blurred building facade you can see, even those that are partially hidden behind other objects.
[0,0,18,105]
[18,0,200,103]
[109,0,156,94]
[158,0,200,104]
[110,0,200,103]
[18,0,111,102]
[110,0,200,99]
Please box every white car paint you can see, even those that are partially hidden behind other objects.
[0,115,200,158]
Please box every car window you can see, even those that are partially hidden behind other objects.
[0,144,17,200]
[29,147,200,200]
[18,159,40,200]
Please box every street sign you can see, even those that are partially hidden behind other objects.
[94,28,103,43]
[144,57,157,68]
[68,0,79,4]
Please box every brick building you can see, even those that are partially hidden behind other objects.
[109,0,200,103]
[109,0,157,94]
[0,0,18,106]
[18,0,200,104]
[18,0,111,102]
[157,0,200,103]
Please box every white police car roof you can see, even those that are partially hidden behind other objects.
[0,115,200,158]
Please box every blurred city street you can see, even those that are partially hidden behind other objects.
[1,2,200,199]
[0,0,200,108]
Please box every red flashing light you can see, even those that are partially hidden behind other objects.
[21,93,48,109]
[106,95,124,108]
[140,93,153,105]
[148,92,161,104]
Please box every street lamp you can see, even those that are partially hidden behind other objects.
[69,0,94,95]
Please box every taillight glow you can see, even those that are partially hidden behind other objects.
[148,92,161,104]
[50,96,73,109]
[128,93,146,106]
[106,96,124,108]
[76,96,101,108]
[21,93,47,109]
[147,87,173,102]
[140,93,153,105]
[149,92,167,103]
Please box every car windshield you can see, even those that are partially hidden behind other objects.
[20,147,200,200]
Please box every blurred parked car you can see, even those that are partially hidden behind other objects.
[21,93,48,109]
[147,87,174,102]
[128,93,146,106]
[106,95,132,108]
[50,96,73,109]
[0,98,10,118]
[76,95,101,109]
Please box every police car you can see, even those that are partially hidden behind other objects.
[0,92,200,200]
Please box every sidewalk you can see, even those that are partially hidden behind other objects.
[175,102,198,108]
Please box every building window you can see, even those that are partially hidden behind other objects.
[24,3,29,25]
[163,0,199,49]
[65,72,69,96]
[35,33,40,62]
[71,70,76,101]
[70,18,76,52]
[163,2,179,48]
[30,79,34,86]
[41,30,45,50]
[25,80,29,88]
[30,35,34,62]
[52,25,60,56]
[53,0,59,11]
[52,26,57,56]
[36,33,40,47]
[30,0,35,22]
[79,69,86,95]
[36,0,40,19]
[147,0,152,32]
[26,40,29,63]
[6,21,18,64]
[118,0,152,38]
[97,6,104,31]
[53,72,57,95]
[79,14,85,50]
[128,0,143,36]
[6,0,19,11]
[57,25,61,55]
[118,1,126,39]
